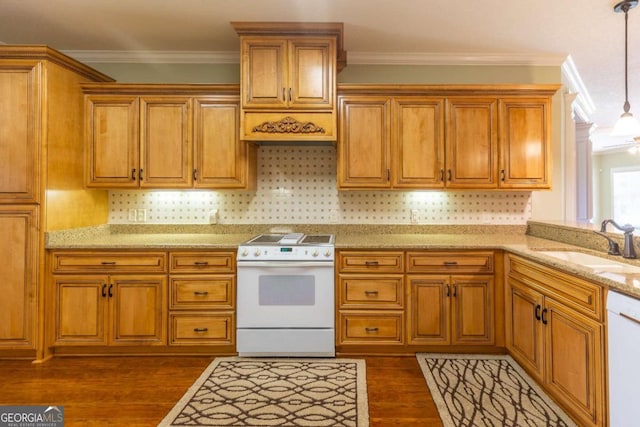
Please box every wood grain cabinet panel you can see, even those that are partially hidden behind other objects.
[0,206,38,350]
[52,252,167,274]
[338,251,404,273]
[85,95,139,187]
[84,88,256,190]
[407,274,494,345]
[169,313,234,345]
[167,251,236,351]
[339,311,404,344]
[234,23,340,142]
[392,98,445,188]
[505,254,605,427]
[338,275,404,309]
[338,96,391,188]
[499,97,552,189]
[53,274,167,346]
[0,62,40,203]
[445,97,498,188]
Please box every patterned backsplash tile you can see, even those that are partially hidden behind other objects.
[109,146,532,225]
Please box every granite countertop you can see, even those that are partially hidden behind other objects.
[45,223,640,299]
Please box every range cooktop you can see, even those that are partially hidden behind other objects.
[242,233,334,246]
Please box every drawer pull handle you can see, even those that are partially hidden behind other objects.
[364,261,379,266]
[108,284,113,298]
[193,261,209,266]
[535,304,541,321]
[541,308,548,325]
[365,327,379,333]
[452,284,457,297]
[101,261,116,265]
[621,313,640,325]
[364,290,379,296]
[443,261,458,266]
[131,168,136,181]
[193,291,209,296]
[101,284,107,298]
[446,284,450,297]
[193,328,209,333]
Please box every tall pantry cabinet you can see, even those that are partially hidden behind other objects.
[0,46,112,360]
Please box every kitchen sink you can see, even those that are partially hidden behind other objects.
[537,251,640,274]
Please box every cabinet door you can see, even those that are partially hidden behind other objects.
[338,96,391,188]
[140,97,192,188]
[85,95,140,188]
[288,38,335,109]
[451,275,494,345]
[0,61,40,203]
[53,275,108,345]
[544,298,604,427]
[240,38,288,109]
[407,275,450,345]
[193,98,248,188]
[110,275,167,345]
[506,277,545,382]
[446,98,498,188]
[499,98,551,189]
[392,98,445,188]
[0,206,38,349]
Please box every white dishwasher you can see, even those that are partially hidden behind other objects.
[607,290,640,427]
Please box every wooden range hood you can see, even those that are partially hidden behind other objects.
[232,22,346,144]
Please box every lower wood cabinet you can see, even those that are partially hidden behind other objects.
[168,251,235,349]
[336,251,405,350]
[407,274,494,345]
[48,249,237,355]
[407,251,495,346]
[506,254,605,427]
[53,275,166,346]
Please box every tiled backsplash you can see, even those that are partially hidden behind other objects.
[109,146,532,225]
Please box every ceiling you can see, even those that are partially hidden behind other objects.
[2,0,639,147]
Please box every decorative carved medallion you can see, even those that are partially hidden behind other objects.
[252,116,326,134]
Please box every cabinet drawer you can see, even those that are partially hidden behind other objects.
[338,275,404,309]
[169,313,234,345]
[339,311,404,344]
[407,251,494,273]
[338,251,404,273]
[507,255,604,320]
[52,252,167,273]
[169,276,235,309]
[169,252,235,273]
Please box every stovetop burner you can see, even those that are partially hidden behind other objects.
[243,233,334,246]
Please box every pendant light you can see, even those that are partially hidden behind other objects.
[612,0,640,136]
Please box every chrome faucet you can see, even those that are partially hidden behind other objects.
[598,219,637,259]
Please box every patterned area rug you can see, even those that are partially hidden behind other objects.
[416,354,577,427]
[158,357,369,427]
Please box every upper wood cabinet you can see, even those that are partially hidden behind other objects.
[445,98,498,188]
[0,61,40,203]
[499,97,552,189]
[337,85,559,190]
[337,96,391,188]
[84,85,256,190]
[233,22,345,143]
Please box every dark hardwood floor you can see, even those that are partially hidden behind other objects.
[0,356,443,427]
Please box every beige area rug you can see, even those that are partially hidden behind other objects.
[417,353,577,427]
[158,357,369,427]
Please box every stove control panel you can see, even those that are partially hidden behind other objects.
[237,245,334,261]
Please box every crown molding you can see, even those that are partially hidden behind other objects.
[347,51,567,66]
[561,54,595,122]
[62,49,570,66]
[61,50,240,64]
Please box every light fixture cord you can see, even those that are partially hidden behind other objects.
[624,3,631,113]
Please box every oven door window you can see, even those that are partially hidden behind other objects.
[258,275,315,305]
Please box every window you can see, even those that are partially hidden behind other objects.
[611,166,640,227]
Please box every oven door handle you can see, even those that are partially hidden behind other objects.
[237,261,334,268]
